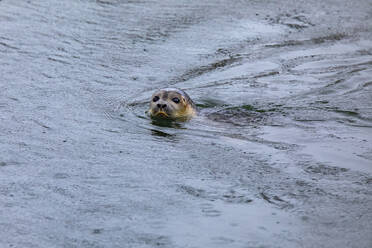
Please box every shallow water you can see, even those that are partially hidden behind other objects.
[1,0,372,247]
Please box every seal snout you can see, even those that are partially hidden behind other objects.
[157,103,167,109]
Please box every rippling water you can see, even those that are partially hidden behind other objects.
[1,0,372,247]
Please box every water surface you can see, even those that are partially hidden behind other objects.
[0,0,372,247]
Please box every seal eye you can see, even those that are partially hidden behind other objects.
[153,96,159,102]
[172,97,180,104]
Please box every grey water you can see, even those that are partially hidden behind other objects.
[1,0,372,247]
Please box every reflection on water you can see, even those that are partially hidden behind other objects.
[150,119,185,129]
[0,0,372,247]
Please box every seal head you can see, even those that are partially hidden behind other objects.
[148,88,196,120]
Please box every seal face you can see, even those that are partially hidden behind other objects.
[148,88,196,120]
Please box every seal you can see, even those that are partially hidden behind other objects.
[148,88,197,120]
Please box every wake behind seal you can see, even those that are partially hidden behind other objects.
[148,88,197,121]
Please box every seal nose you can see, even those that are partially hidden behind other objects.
[157,103,167,109]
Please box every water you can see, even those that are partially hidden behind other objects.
[1,0,372,247]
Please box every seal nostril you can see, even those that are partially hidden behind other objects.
[162,104,167,108]
[157,104,161,108]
